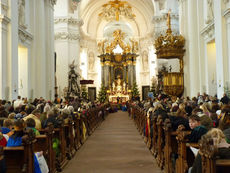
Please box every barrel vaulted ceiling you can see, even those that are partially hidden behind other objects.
[79,0,155,40]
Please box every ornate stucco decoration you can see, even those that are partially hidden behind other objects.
[55,32,81,41]
[201,21,215,41]
[206,0,214,24]
[50,0,57,6]
[223,8,230,20]
[98,0,136,21]
[154,13,185,60]
[18,0,27,29]
[18,26,33,43]
[69,0,81,12]
[1,2,8,16]
[97,30,138,54]
[54,17,83,26]
[0,14,10,26]
[223,0,230,4]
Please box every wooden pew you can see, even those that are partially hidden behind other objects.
[36,124,56,173]
[147,113,152,149]
[176,127,196,173]
[54,124,68,171]
[73,114,82,150]
[199,139,230,173]
[4,135,34,173]
[64,119,76,159]
[163,118,178,173]
[150,116,158,157]
[156,115,164,169]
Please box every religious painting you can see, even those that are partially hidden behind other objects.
[88,87,96,102]
[142,86,150,100]
[114,67,123,80]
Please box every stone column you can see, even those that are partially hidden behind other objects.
[104,62,110,89]
[123,64,127,84]
[45,0,56,100]
[179,0,201,97]
[0,1,10,99]
[224,7,230,89]
[8,0,19,100]
[111,64,114,85]
[133,57,137,83]
[32,0,47,98]
[127,63,133,89]
[213,0,228,98]
[101,62,105,86]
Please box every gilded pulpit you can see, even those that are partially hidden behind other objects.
[154,11,185,97]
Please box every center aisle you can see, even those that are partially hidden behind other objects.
[64,111,162,173]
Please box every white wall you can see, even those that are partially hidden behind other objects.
[18,45,28,98]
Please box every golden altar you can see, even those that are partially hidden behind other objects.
[108,75,129,103]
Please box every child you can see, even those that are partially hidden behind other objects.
[6,119,42,173]
[1,119,13,134]
[6,119,25,147]
[25,118,40,136]
[188,114,208,143]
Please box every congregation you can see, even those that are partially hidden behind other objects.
[0,96,108,173]
[128,92,230,173]
[1,91,230,172]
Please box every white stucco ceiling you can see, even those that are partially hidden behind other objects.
[79,0,155,40]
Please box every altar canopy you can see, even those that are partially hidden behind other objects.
[98,29,138,102]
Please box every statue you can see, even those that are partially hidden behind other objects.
[18,0,26,26]
[68,60,80,97]
[206,0,214,24]
[142,51,149,71]
[123,82,126,91]
[70,0,81,12]
[112,82,116,91]
[130,39,139,53]
[116,75,122,92]
[98,40,106,54]
[88,52,95,71]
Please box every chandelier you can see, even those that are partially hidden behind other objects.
[98,0,136,21]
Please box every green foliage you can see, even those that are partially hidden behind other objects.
[131,82,140,100]
[81,88,88,100]
[98,84,107,103]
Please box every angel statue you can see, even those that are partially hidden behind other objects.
[68,60,80,97]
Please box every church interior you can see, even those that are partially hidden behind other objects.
[1,0,230,172]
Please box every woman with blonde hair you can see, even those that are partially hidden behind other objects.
[189,128,230,173]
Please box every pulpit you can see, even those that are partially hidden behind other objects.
[154,11,185,97]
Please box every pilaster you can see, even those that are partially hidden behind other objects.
[0,1,10,99]
[8,0,19,100]
[223,7,230,88]
[187,0,200,97]
[213,0,227,98]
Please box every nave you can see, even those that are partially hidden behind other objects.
[64,111,161,173]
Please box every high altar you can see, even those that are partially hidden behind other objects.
[98,29,138,103]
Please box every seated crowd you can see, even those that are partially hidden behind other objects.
[0,96,107,173]
[129,92,230,173]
